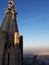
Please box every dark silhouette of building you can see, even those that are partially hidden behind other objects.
[32,56,39,65]
[0,1,23,65]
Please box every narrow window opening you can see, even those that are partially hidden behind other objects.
[7,53,10,65]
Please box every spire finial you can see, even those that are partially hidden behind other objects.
[8,0,14,10]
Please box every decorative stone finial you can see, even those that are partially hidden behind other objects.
[8,0,14,10]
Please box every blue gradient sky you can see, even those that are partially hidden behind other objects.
[0,0,49,50]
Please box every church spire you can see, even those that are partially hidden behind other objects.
[1,0,19,45]
[0,1,23,65]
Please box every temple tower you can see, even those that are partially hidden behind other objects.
[0,1,23,65]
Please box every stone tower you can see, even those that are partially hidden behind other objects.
[0,1,23,65]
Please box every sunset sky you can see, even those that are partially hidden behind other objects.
[0,0,49,51]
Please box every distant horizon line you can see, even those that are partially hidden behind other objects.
[23,50,49,56]
[23,46,49,50]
